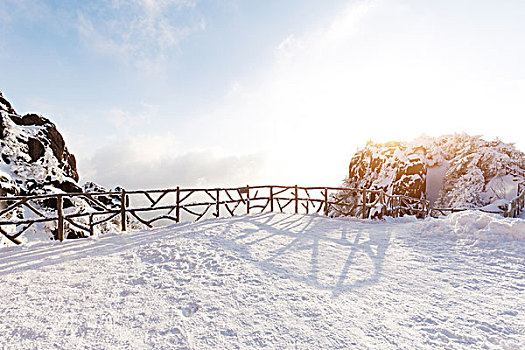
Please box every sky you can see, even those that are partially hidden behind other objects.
[1,0,525,190]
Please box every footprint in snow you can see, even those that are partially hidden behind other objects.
[182,303,199,317]
[220,329,237,337]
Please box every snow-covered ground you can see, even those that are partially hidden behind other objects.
[1,212,524,349]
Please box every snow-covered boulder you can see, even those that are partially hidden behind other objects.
[343,134,525,209]
[346,141,427,200]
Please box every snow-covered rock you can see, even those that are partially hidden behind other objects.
[346,141,427,200]
[0,91,79,196]
[0,91,125,243]
[343,134,525,209]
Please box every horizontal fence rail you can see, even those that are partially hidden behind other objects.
[0,183,522,245]
[429,182,525,219]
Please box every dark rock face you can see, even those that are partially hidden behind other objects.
[27,137,45,162]
[46,125,78,181]
[10,113,49,126]
[8,111,79,182]
[0,91,16,114]
[347,142,427,200]
[51,180,82,193]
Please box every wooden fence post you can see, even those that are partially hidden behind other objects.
[379,192,384,219]
[294,185,298,214]
[216,189,220,217]
[120,189,127,232]
[246,185,250,214]
[89,214,94,236]
[270,186,274,212]
[57,194,64,241]
[176,187,180,222]
[362,190,367,219]
[324,188,329,216]
[392,196,397,218]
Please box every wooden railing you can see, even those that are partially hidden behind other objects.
[1,183,523,246]
[504,182,525,218]
[430,182,525,219]
[0,185,430,245]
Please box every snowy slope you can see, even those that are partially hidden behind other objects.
[1,213,523,349]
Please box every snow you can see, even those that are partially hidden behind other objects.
[480,199,509,214]
[483,175,521,202]
[1,212,524,349]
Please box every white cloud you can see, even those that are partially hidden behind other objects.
[82,134,266,189]
[76,0,203,72]
[106,104,157,129]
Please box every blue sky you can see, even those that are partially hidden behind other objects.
[1,0,525,189]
